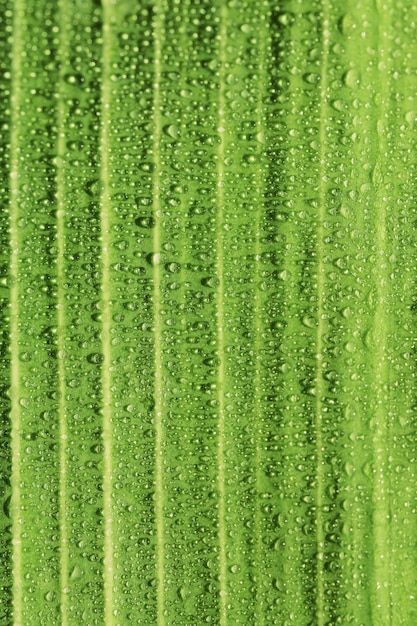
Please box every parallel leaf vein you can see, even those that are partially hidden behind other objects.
[371,2,393,622]
[152,3,165,624]
[217,5,228,624]
[253,9,269,625]
[315,3,330,623]
[99,3,114,622]
[56,0,69,621]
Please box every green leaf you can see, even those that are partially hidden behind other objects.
[2,0,417,624]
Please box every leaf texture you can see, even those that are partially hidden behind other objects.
[1,1,417,624]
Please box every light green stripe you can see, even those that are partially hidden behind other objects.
[371,1,393,622]
[100,2,114,622]
[335,1,375,621]
[253,8,270,626]
[384,3,417,620]
[216,4,228,623]
[315,2,330,623]
[152,3,165,624]
[56,1,70,621]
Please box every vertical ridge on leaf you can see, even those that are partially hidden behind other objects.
[216,3,228,624]
[99,0,114,621]
[56,0,69,619]
[151,2,166,624]
[315,1,330,622]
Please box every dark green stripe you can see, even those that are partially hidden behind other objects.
[0,1,12,622]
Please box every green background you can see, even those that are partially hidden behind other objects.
[1,0,417,624]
